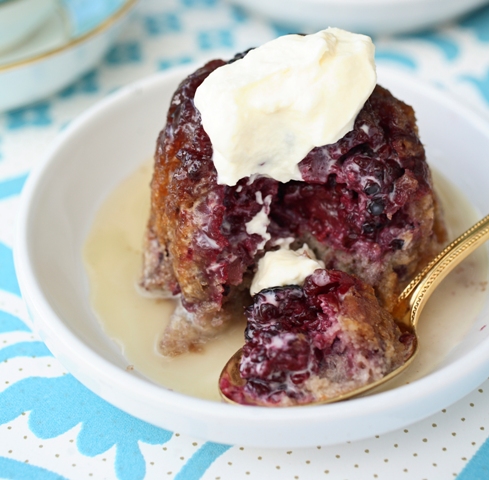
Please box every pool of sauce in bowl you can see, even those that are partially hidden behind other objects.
[83,161,488,402]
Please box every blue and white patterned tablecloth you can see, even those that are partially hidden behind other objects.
[1,0,489,478]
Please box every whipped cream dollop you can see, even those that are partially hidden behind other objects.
[194,28,376,186]
[250,245,325,295]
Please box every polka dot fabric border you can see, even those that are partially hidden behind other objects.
[1,0,489,478]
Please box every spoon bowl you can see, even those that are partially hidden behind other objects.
[220,213,489,406]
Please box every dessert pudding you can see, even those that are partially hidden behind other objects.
[140,29,446,357]
[220,267,415,407]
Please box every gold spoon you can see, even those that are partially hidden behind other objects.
[219,213,489,406]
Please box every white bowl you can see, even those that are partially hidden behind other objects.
[227,0,489,35]
[0,0,137,112]
[15,65,489,448]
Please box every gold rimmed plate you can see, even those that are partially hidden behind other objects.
[0,0,137,112]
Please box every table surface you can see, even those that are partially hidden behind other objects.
[1,0,489,478]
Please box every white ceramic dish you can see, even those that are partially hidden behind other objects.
[0,0,137,112]
[15,65,489,448]
[227,0,489,35]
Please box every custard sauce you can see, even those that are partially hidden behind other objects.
[83,162,488,401]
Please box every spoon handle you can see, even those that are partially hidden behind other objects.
[398,213,489,328]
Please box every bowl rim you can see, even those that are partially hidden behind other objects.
[14,65,489,436]
[0,0,138,73]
